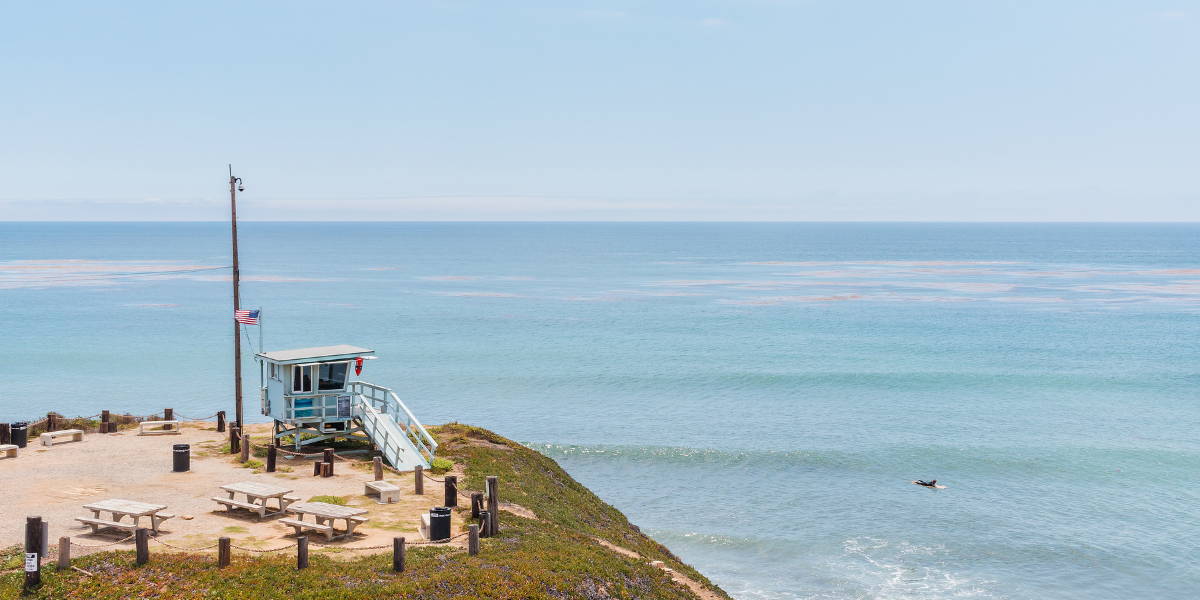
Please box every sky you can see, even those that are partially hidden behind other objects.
[0,1,1196,221]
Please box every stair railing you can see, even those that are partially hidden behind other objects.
[350,381,438,462]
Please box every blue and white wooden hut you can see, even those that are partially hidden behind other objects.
[255,344,436,470]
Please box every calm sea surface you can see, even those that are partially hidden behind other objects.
[2,222,1198,599]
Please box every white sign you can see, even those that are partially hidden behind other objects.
[24,552,37,572]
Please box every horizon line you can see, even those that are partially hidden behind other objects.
[2,220,1199,225]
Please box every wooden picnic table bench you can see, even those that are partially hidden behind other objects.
[284,502,369,541]
[214,481,299,519]
[78,498,174,535]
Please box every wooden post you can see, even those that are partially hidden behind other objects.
[414,465,424,495]
[101,409,110,423]
[322,448,334,464]
[240,434,250,463]
[163,408,173,431]
[57,537,70,569]
[0,422,9,445]
[46,412,57,433]
[444,475,458,507]
[296,536,309,570]
[216,410,226,433]
[486,476,499,535]
[229,425,240,454]
[392,537,405,572]
[468,524,479,556]
[321,462,333,477]
[470,492,483,519]
[266,445,277,472]
[101,410,111,434]
[478,511,490,538]
[218,537,231,567]
[24,516,42,592]
[135,528,149,566]
[373,456,383,481]
[313,461,322,476]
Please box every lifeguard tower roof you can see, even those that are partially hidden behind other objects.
[256,345,374,365]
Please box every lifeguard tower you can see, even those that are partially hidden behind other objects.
[255,345,437,470]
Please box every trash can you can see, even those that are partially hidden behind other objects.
[173,443,191,472]
[429,506,452,541]
[10,422,28,448]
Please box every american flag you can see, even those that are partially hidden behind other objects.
[234,309,260,325]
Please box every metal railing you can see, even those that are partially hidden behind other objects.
[283,393,354,421]
[350,381,438,462]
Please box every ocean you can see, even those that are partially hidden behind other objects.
[2,222,1198,599]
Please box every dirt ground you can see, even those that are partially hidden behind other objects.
[0,422,465,556]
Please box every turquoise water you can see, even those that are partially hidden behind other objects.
[2,222,1198,599]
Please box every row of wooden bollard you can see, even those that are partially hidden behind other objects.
[225,423,289,473]
[390,461,462,509]
[21,474,496,592]
[2,407,209,442]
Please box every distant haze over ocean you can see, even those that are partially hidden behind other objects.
[3,222,1198,599]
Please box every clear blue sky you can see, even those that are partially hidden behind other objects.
[1,1,1196,221]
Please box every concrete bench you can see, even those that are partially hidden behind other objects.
[279,517,334,541]
[419,513,431,539]
[364,480,401,504]
[0,444,16,459]
[139,420,181,435]
[212,496,268,519]
[76,516,138,535]
[41,429,84,446]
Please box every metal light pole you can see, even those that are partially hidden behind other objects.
[229,165,245,428]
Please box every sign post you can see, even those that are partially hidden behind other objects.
[24,516,41,591]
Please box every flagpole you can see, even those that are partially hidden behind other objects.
[229,165,245,429]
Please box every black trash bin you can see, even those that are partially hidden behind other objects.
[173,443,191,472]
[429,506,452,541]
[10,422,28,448]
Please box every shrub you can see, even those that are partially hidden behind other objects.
[308,495,347,505]
[429,457,454,474]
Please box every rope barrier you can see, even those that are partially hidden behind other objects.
[229,542,297,553]
[409,531,471,545]
[69,534,136,548]
[171,413,220,422]
[149,537,220,551]
[309,540,393,550]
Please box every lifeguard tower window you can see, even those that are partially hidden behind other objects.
[292,365,312,393]
[318,363,348,391]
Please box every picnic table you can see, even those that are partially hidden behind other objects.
[214,481,299,519]
[78,498,174,535]
[281,501,369,541]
